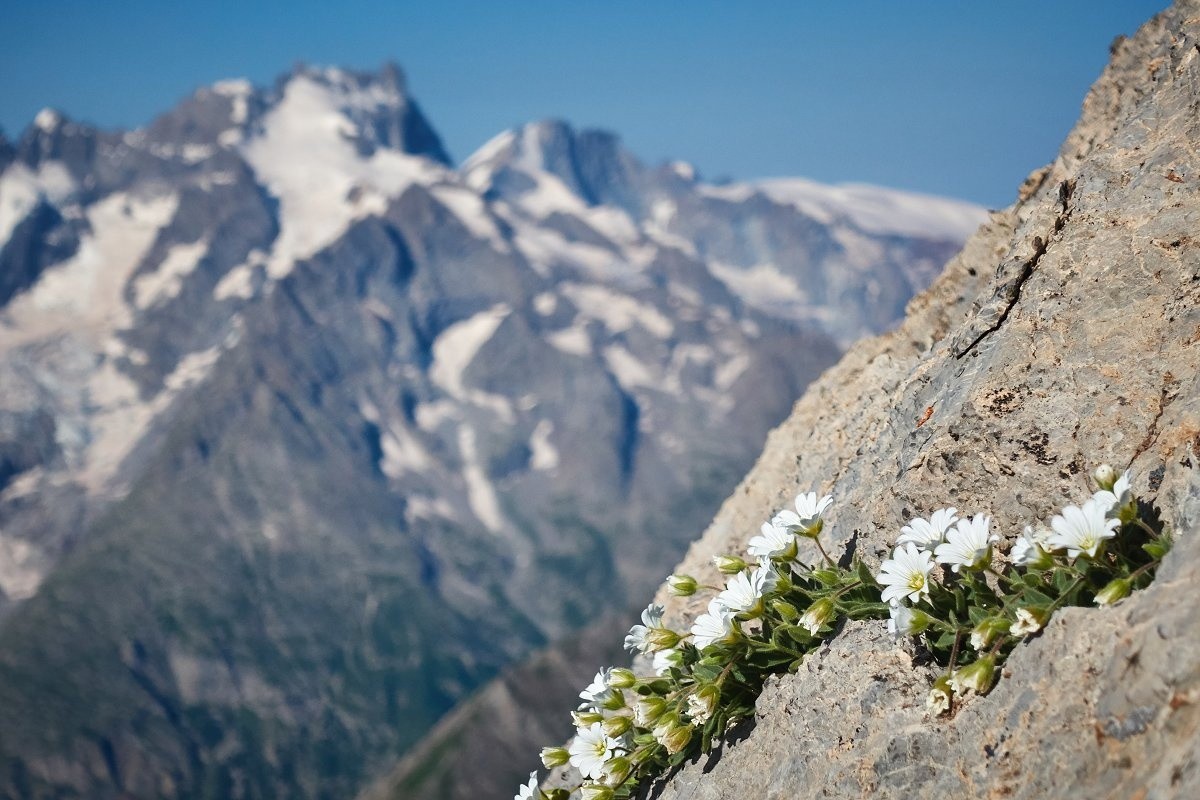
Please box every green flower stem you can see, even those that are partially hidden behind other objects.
[947,629,963,675]
[984,566,1018,593]
[1125,558,1162,582]
[1046,575,1086,614]
[1132,518,1159,539]
[812,536,837,568]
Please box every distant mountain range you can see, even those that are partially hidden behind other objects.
[0,63,983,799]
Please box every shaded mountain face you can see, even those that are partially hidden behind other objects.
[0,62,981,799]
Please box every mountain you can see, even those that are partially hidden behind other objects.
[612,2,1198,798]
[0,62,982,798]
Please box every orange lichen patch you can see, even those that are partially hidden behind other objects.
[916,406,934,427]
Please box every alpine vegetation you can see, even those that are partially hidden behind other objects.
[522,464,1171,799]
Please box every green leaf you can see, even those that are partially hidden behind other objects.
[856,560,878,588]
[1053,570,1074,593]
[1022,587,1055,607]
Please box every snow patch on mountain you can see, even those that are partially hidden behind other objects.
[1,192,177,348]
[707,261,809,321]
[458,425,505,533]
[560,283,673,338]
[133,239,209,308]
[429,185,509,252]
[0,161,76,249]
[546,323,592,357]
[380,422,432,477]
[529,420,559,471]
[603,344,657,391]
[430,303,511,399]
[0,534,44,602]
[750,178,987,240]
[240,73,446,279]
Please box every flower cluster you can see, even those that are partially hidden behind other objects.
[518,464,1169,799]
[878,465,1167,715]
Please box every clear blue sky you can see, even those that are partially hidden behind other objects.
[0,1,1168,207]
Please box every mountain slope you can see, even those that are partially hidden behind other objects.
[0,64,981,799]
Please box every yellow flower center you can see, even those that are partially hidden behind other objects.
[907,573,925,592]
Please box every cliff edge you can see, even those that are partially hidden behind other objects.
[650,2,1200,797]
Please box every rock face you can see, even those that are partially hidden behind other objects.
[0,64,980,799]
[643,3,1200,797]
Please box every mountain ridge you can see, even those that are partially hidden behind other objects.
[0,62,981,799]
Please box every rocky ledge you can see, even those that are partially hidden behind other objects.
[646,2,1200,797]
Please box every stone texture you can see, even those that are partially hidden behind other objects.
[647,2,1200,797]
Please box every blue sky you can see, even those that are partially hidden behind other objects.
[0,1,1167,207]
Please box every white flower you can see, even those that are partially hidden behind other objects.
[799,597,836,636]
[887,602,915,640]
[1049,497,1120,558]
[773,491,833,535]
[1011,607,1045,635]
[652,647,680,676]
[623,603,666,654]
[747,520,795,559]
[896,507,959,550]
[568,722,616,780]
[686,687,718,725]
[690,598,737,649]
[514,771,539,800]
[1010,525,1052,567]
[1093,469,1133,517]
[716,563,777,613]
[934,514,998,572]
[578,669,613,709]
[927,682,951,716]
[877,543,935,605]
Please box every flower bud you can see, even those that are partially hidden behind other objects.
[798,597,836,636]
[602,714,633,738]
[601,689,627,712]
[771,599,800,621]
[573,710,604,727]
[645,627,682,651]
[712,554,748,574]
[667,574,698,596]
[950,655,996,695]
[1010,606,1047,636]
[811,568,840,585]
[969,616,1011,651]
[1094,577,1132,606]
[1093,463,1117,491]
[927,674,952,716]
[887,603,932,639]
[605,756,634,786]
[687,683,720,724]
[796,518,824,539]
[634,696,668,726]
[607,667,637,689]
[579,784,614,800]
[539,746,569,769]
[657,719,696,758]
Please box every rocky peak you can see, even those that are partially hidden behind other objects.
[14,109,102,176]
[464,119,640,210]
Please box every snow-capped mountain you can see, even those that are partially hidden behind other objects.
[0,63,983,799]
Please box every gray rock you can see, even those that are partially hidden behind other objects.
[646,3,1200,797]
